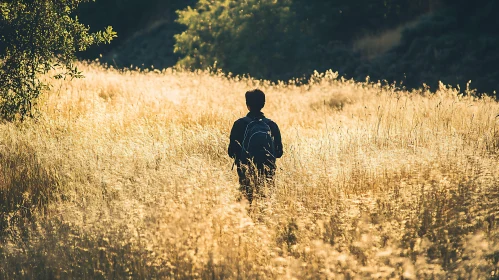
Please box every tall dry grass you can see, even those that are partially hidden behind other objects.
[1,63,498,279]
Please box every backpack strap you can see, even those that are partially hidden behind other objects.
[241,117,258,150]
[242,116,253,123]
[242,117,272,141]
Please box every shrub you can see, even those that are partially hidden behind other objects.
[174,0,306,80]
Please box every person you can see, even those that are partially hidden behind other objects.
[228,89,283,204]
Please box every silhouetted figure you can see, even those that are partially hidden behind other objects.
[228,89,283,204]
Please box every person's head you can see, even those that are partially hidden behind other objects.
[245,89,265,112]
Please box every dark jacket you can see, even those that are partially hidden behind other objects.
[228,111,283,165]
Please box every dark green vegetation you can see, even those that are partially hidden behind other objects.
[0,1,115,121]
[79,0,498,95]
[173,0,431,80]
[361,2,499,94]
[76,0,196,66]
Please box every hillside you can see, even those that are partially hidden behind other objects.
[103,20,183,70]
[93,2,499,95]
[356,6,499,95]
[1,64,498,278]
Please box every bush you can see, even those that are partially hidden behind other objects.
[173,0,432,81]
[174,0,307,80]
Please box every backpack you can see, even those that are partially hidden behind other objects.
[240,117,276,166]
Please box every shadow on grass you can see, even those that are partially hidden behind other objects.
[0,139,63,242]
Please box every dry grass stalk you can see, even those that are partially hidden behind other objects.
[0,64,498,279]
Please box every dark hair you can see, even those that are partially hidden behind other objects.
[245,89,265,111]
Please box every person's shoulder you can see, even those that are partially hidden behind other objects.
[232,116,250,127]
[235,116,250,123]
[264,117,279,127]
[263,116,275,123]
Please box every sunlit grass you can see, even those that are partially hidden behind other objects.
[1,63,498,279]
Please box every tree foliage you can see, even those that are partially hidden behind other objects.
[172,0,498,94]
[173,0,434,80]
[0,0,116,121]
[174,0,303,79]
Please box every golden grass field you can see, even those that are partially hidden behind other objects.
[1,63,499,279]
